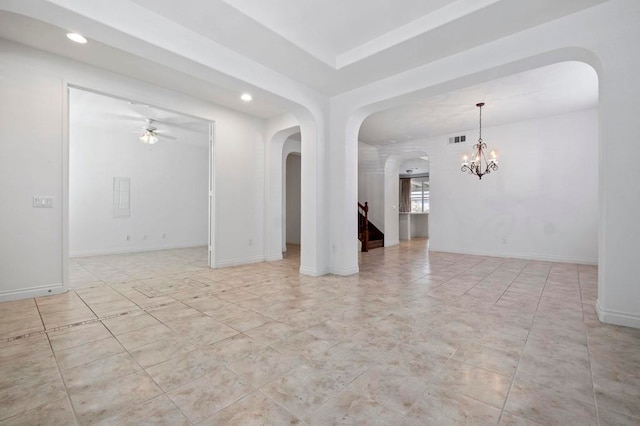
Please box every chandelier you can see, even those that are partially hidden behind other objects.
[461,102,498,180]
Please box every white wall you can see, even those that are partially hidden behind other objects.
[285,154,301,244]
[430,109,598,263]
[0,39,266,301]
[362,109,598,264]
[69,95,209,256]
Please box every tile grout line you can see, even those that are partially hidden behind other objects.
[495,261,553,424]
[0,300,181,343]
[34,296,82,426]
[578,266,601,426]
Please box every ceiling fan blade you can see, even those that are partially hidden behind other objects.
[155,119,208,133]
[158,133,177,140]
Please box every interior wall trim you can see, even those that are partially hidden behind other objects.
[215,255,264,268]
[429,247,597,265]
[0,284,64,303]
[300,265,331,277]
[597,300,640,329]
[69,243,207,258]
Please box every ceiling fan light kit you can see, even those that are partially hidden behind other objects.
[139,118,160,144]
[139,131,159,144]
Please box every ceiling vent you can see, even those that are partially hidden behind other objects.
[448,135,466,144]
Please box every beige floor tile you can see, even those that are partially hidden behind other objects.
[271,331,334,359]
[0,334,51,362]
[515,353,594,404]
[305,319,360,343]
[61,352,141,395]
[308,344,374,386]
[199,391,299,425]
[260,363,346,419]
[431,359,511,408]
[0,377,68,421]
[243,321,302,345]
[128,336,197,368]
[54,336,125,371]
[598,408,640,426]
[227,346,301,387]
[0,316,44,340]
[95,394,188,426]
[376,342,450,381]
[115,323,176,351]
[343,365,427,415]
[101,311,161,335]
[86,299,139,317]
[308,389,409,426]
[405,385,501,425]
[453,342,520,377]
[36,293,87,315]
[70,371,162,424]
[0,351,60,390]
[498,412,544,425]
[0,242,637,424]
[48,322,112,352]
[40,308,97,330]
[0,396,76,426]
[505,380,597,425]
[145,349,221,392]
[203,333,267,363]
[167,367,254,423]
[594,384,640,419]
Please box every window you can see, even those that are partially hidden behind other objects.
[410,177,429,212]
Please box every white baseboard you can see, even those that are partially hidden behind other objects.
[299,265,330,277]
[429,246,597,265]
[330,264,359,276]
[70,243,207,257]
[215,255,264,268]
[265,253,283,262]
[596,300,640,329]
[0,283,65,302]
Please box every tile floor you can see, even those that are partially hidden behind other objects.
[1,240,639,425]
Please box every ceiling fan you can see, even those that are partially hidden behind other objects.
[137,119,176,144]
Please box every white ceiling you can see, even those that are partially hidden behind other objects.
[219,0,457,62]
[0,11,288,119]
[26,0,607,95]
[359,61,598,146]
[70,88,210,147]
[400,157,430,177]
[0,1,605,140]
[128,0,606,93]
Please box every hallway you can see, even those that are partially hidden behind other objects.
[0,240,638,424]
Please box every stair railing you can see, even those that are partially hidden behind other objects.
[358,201,369,252]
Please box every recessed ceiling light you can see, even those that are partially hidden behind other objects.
[241,93,253,102]
[66,33,88,44]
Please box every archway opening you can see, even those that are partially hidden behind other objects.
[356,61,598,268]
[284,152,301,259]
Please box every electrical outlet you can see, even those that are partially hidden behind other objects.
[162,233,166,239]
[32,196,54,208]
[248,239,253,246]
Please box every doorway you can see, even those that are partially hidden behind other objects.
[66,87,215,282]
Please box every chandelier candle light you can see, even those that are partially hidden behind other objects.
[461,102,498,180]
